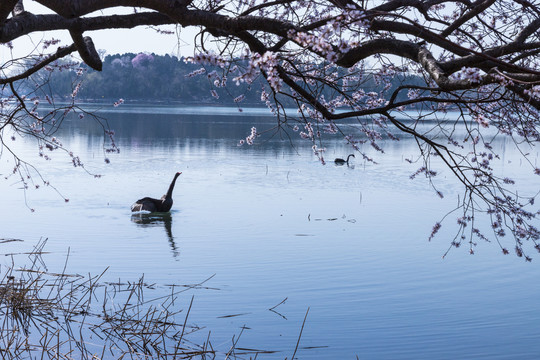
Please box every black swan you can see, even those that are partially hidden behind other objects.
[335,154,355,165]
[131,172,182,212]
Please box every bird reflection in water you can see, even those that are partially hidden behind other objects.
[130,212,179,258]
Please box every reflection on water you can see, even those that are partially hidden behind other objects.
[1,105,539,359]
[131,212,179,258]
[334,162,355,169]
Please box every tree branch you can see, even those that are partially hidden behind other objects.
[36,0,192,18]
[337,39,422,67]
[13,0,24,16]
[440,0,496,38]
[69,31,102,71]
[0,0,18,24]
[0,12,173,43]
[0,43,78,84]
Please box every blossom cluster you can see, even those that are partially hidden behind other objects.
[259,89,276,115]
[42,38,61,50]
[189,51,228,68]
[300,122,315,140]
[428,222,442,241]
[473,113,489,128]
[324,122,338,134]
[312,144,326,164]
[113,98,124,107]
[524,85,540,100]
[285,5,369,64]
[407,89,420,100]
[289,29,342,63]
[238,127,257,146]
[234,52,282,92]
[409,166,437,180]
[341,5,369,28]
[207,70,227,88]
[104,129,119,155]
[233,94,245,103]
[71,82,82,98]
[186,67,206,78]
[454,67,482,83]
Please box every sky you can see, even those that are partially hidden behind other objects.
[2,3,200,62]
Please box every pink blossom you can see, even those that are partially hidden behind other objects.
[42,38,61,50]
[455,67,482,83]
[71,83,81,98]
[428,222,441,241]
[474,114,489,128]
[525,85,540,100]
[245,127,257,145]
[113,99,124,107]
[186,68,206,77]
[234,94,245,103]
[190,51,227,67]
[131,53,154,69]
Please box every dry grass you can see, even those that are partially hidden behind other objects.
[0,239,220,359]
[0,239,311,360]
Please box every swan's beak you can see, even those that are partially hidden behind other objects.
[177,172,182,175]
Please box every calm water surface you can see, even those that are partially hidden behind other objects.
[1,105,539,359]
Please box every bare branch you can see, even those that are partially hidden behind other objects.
[0,43,78,84]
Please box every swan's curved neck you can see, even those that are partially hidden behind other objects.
[165,174,180,199]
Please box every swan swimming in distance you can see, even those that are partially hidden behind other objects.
[334,154,355,165]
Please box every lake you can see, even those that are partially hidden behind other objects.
[1,104,539,359]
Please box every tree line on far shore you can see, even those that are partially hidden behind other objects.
[34,52,424,106]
